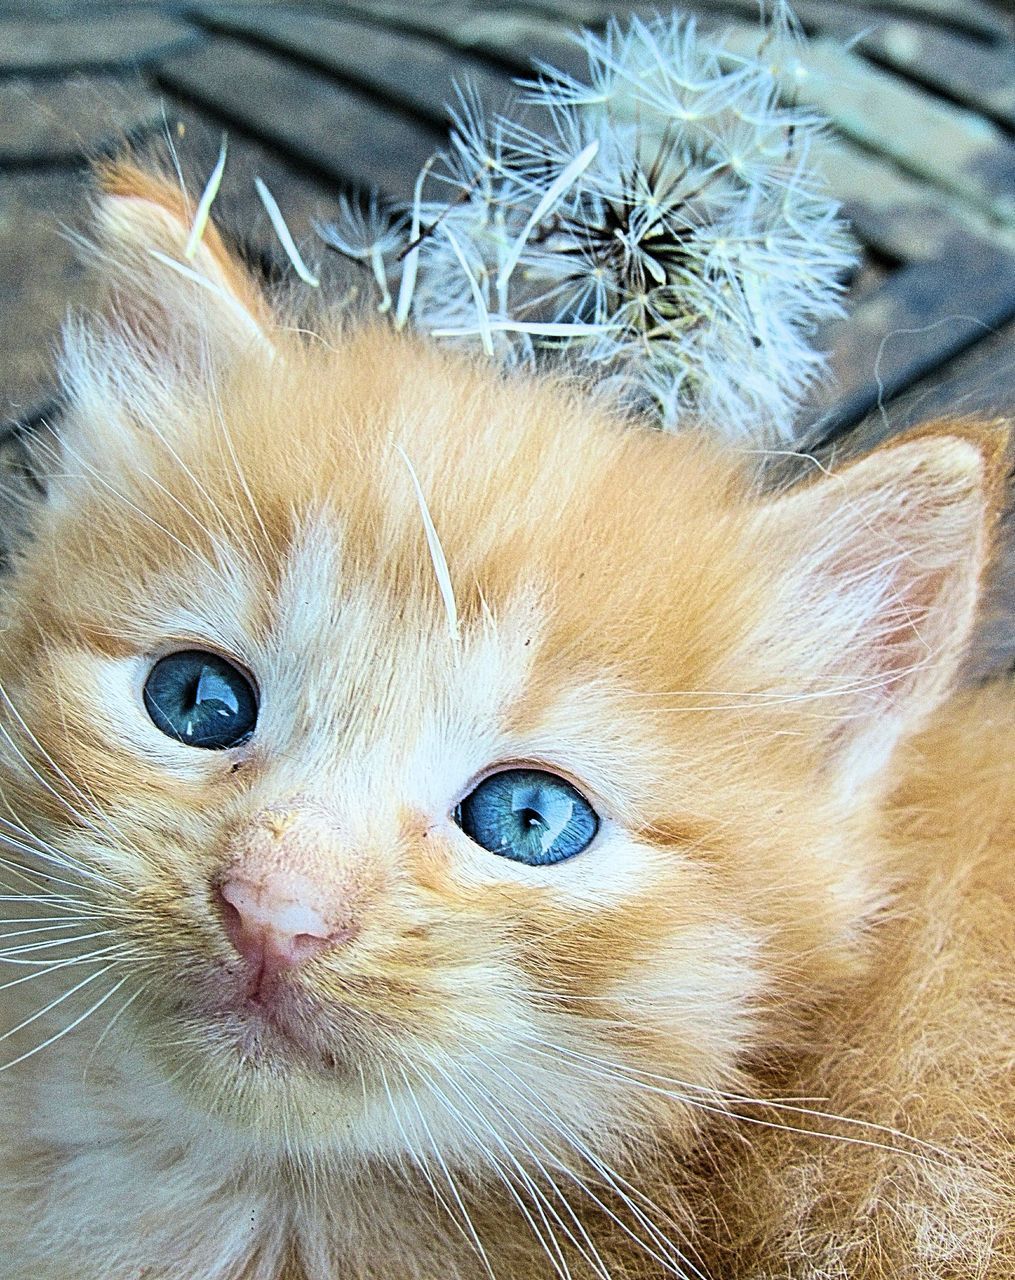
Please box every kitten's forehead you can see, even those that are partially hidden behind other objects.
[243,511,676,842]
[252,512,544,811]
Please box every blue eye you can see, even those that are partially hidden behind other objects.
[143,651,257,750]
[455,769,599,866]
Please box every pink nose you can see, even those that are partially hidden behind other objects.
[216,871,344,980]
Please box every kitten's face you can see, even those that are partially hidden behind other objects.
[0,170,995,1184]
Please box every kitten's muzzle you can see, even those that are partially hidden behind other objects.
[214,802,363,997]
[215,873,353,987]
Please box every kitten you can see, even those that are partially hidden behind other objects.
[0,164,1011,1280]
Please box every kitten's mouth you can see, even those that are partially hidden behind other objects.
[200,962,355,1072]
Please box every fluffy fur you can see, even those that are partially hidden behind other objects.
[0,166,1011,1280]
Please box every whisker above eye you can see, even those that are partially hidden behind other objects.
[35,425,239,593]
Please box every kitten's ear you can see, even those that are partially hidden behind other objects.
[84,161,272,373]
[744,425,1008,793]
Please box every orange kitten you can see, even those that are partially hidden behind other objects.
[0,166,1011,1280]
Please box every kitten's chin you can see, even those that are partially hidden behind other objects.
[206,992,348,1074]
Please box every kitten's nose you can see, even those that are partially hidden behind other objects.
[215,871,346,979]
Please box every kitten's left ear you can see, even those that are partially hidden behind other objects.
[84,161,273,373]
[742,424,1009,793]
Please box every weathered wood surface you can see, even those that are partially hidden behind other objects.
[0,14,200,72]
[0,0,1012,670]
[0,75,165,165]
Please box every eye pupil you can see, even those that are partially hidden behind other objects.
[144,651,257,750]
[456,769,598,866]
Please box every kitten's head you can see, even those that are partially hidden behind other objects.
[0,167,1004,1185]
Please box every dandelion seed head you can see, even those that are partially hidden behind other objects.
[316,3,856,441]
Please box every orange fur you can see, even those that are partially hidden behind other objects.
[0,167,1010,1279]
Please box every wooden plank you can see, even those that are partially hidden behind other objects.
[724,29,1015,227]
[851,0,1011,42]
[0,74,164,167]
[0,172,92,424]
[0,13,200,73]
[515,0,1011,42]
[816,139,1010,262]
[859,21,1015,132]
[800,232,1015,436]
[0,0,179,9]
[328,1,591,77]
[0,425,45,573]
[868,318,1015,429]
[973,522,1015,681]
[153,37,443,202]
[191,4,515,129]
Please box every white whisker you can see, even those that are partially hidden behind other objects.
[85,972,156,1078]
[0,943,130,987]
[0,959,123,1046]
[378,1064,475,1250]
[520,1034,950,1165]
[415,1057,574,1280]
[481,1048,705,1279]
[0,969,129,1075]
[0,927,117,958]
[395,1062,496,1279]
[421,1051,614,1280]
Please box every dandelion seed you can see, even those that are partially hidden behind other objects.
[440,224,494,357]
[395,158,435,329]
[496,139,600,294]
[396,446,458,645]
[184,135,227,260]
[317,192,405,315]
[255,177,320,287]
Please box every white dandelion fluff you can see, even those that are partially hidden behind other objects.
[316,4,857,440]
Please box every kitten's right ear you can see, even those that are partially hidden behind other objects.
[81,161,273,376]
[740,423,1009,795]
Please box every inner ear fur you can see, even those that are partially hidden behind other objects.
[741,420,1010,789]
